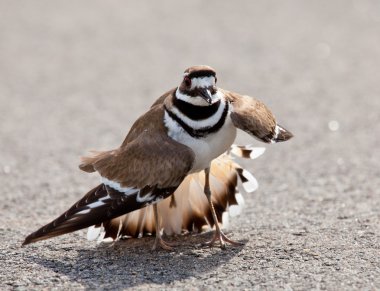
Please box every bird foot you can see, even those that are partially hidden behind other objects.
[203,229,242,250]
[152,237,176,251]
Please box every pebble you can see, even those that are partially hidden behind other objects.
[328,120,340,131]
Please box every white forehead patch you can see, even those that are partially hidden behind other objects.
[190,76,215,89]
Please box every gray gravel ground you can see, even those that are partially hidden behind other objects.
[1,0,379,290]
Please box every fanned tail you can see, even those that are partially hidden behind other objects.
[90,145,264,242]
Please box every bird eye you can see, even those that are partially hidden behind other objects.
[184,76,191,87]
[215,76,217,84]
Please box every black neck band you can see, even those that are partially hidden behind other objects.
[173,98,221,121]
[164,101,229,138]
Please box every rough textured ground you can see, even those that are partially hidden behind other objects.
[1,0,379,290]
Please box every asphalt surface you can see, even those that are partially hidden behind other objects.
[1,1,379,290]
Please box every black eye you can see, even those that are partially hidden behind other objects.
[184,76,191,87]
[215,76,217,83]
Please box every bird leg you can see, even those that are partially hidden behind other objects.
[203,167,242,249]
[152,203,174,251]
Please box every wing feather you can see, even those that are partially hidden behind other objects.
[222,89,293,143]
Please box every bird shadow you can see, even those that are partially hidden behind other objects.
[25,232,247,289]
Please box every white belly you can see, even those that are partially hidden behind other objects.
[189,117,237,172]
[165,112,237,172]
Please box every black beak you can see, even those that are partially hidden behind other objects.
[198,88,213,105]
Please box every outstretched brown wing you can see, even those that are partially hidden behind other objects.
[222,89,293,143]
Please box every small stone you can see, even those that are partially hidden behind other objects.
[328,120,340,131]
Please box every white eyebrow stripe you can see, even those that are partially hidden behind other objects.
[190,76,215,89]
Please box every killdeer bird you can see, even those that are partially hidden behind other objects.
[23,65,293,249]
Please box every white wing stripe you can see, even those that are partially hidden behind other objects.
[101,177,138,195]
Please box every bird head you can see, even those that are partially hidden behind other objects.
[178,65,219,106]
